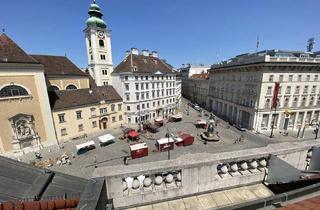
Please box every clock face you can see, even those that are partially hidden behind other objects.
[98,31,105,39]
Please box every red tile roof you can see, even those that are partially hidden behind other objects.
[114,54,174,74]
[0,34,39,64]
[31,55,87,77]
[190,73,209,79]
[278,195,320,210]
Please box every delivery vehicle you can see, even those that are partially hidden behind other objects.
[98,134,115,147]
[169,113,183,122]
[156,138,174,152]
[76,141,95,155]
[175,133,194,146]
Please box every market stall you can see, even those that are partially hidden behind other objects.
[76,141,95,155]
[195,119,207,129]
[179,133,194,146]
[156,138,174,152]
[98,134,115,147]
[154,117,164,126]
[130,142,148,159]
[128,130,139,141]
[169,113,183,122]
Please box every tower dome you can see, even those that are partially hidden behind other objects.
[86,1,106,28]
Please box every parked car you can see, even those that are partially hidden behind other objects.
[194,105,201,111]
[235,124,246,132]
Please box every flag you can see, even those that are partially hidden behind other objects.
[272,82,280,108]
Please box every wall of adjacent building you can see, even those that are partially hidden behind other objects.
[47,77,90,90]
[52,102,124,143]
[0,64,57,154]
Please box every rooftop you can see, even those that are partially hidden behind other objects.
[189,73,209,79]
[31,55,88,77]
[49,85,122,111]
[0,34,39,64]
[211,49,320,69]
[113,52,175,74]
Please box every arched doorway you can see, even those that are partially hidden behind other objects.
[100,117,108,129]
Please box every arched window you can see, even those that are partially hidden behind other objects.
[292,98,298,107]
[111,104,115,112]
[301,97,306,107]
[48,85,60,92]
[66,84,77,90]
[0,85,28,97]
[99,40,104,47]
[284,98,289,107]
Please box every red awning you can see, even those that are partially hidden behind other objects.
[128,130,139,138]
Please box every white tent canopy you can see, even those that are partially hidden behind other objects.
[76,141,95,152]
[98,134,115,143]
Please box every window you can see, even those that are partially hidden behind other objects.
[153,102,155,107]
[100,107,107,115]
[312,86,316,93]
[127,106,130,111]
[111,104,115,112]
[76,111,82,119]
[301,97,306,107]
[303,86,308,94]
[112,117,116,123]
[279,75,284,82]
[136,94,139,100]
[265,99,270,109]
[78,124,84,132]
[295,86,300,94]
[284,98,289,107]
[289,75,293,81]
[61,128,67,136]
[135,83,139,90]
[285,86,291,94]
[292,98,298,107]
[125,84,129,91]
[102,69,108,75]
[152,83,155,89]
[119,115,123,121]
[137,105,140,110]
[298,75,302,81]
[48,85,59,92]
[118,104,122,111]
[146,76,148,80]
[58,114,65,123]
[99,39,104,47]
[309,97,314,106]
[315,75,318,81]
[146,83,149,89]
[88,39,91,47]
[147,103,149,108]
[0,85,29,97]
[141,93,144,100]
[146,92,149,99]
[100,54,106,60]
[142,104,145,109]
[141,76,143,80]
[92,121,97,128]
[125,94,130,101]
[128,117,131,123]
[269,75,274,82]
[318,97,320,105]
[141,83,144,90]
[125,76,128,81]
[66,84,77,90]
[135,76,138,80]
[267,86,272,95]
[152,76,154,80]
[306,75,310,81]
[90,108,96,117]
[103,81,108,86]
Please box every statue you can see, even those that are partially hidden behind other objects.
[201,113,220,142]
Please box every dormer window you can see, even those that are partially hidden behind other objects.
[133,66,138,71]
[99,40,105,48]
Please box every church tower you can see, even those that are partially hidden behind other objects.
[84,1,113,86]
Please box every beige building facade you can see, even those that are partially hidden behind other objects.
[208,50,320,133]
[0,34,57,155]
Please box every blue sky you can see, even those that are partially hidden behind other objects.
[1,0,319,68]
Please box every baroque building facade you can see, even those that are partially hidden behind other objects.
[208,50,320,132]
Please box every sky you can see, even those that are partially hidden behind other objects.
[1,0,320,69]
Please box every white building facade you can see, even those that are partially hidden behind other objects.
[84,1,114,86]
[208,50,320,132]
[112,49,179,125]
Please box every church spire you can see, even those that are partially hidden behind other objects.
[86,0,106,28]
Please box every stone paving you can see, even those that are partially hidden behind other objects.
[19,97,317,178]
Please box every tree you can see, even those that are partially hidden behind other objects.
[307,37,315,52]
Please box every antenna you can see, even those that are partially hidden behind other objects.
[256,35,260,52]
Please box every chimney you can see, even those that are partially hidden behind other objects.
[131,48,139,55]
[125,50,130,57]
[141,49,149,56]
[150,51,158,58]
